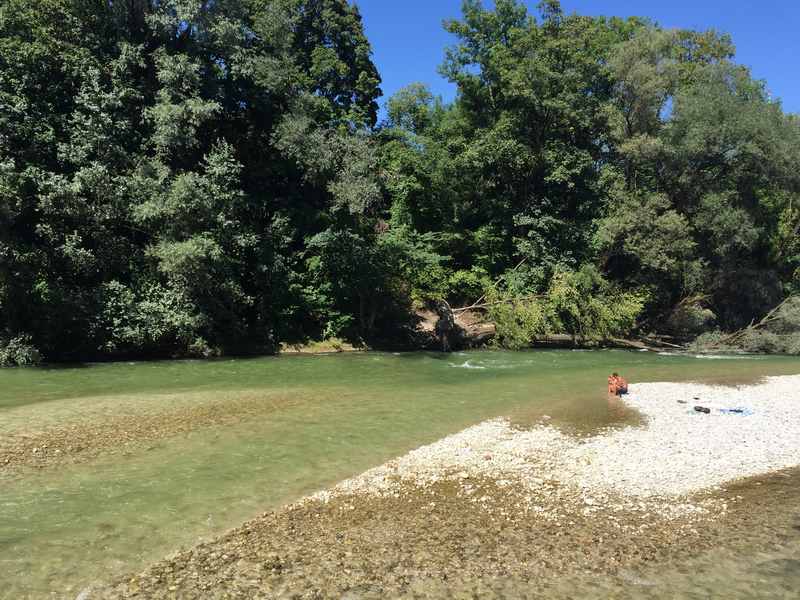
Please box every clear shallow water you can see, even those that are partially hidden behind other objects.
[1,350,799,598]
[543,468,800,600]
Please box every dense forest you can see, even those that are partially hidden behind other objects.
[1,0,799,364]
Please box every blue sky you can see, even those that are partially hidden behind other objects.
[356,0,800,120]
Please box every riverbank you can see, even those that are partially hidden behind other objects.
[93,374,800,598]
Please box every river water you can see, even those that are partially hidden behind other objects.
[1,350,799,598]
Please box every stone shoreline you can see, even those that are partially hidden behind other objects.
[91,375,800,598]
[305,373,800,504]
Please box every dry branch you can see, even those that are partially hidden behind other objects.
[456,258,528,312]
[452,293,544,313]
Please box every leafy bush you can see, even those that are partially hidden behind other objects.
[376,227,452,302]
[546,267,646,340]
[0,335,42,367]
[761,298,800,354]
[738,330,786,354]
[187,337,219,359]
[690,330,726,351]
[445,268,491,305]
[489,265,646,349]
[488,291,549,350]
[95,281,204,357]
[771,297,800,332]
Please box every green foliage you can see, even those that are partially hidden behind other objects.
[737,330,791,354]
[489,266,646,349]
[95,280,206,357]
[301,225,419,340]
[594,190,698,313]
[691,297,800,354]
[693,329,800,356]
[0,0,383,361]
[386,83,435,134]
[594,25,800,331]
[546,267,646,340]
[664,300,716,338]
[376,227,451,301]
[446,268,492,305]
[488,292,549,351]
[0,335,42,367]
[2,0,798,362]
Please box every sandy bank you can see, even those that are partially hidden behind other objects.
[93,374,800,598]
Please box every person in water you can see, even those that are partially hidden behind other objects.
[608,372,628,396]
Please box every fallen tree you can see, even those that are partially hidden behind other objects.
[450,288,800,354]
[697,296,800,354]
[450,266,646,350]
[705,296,799,348]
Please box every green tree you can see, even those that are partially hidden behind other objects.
[0,0,384,361]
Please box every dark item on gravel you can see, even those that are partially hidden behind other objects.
[694,406,711,414]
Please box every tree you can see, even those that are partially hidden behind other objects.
[0,0,384,360]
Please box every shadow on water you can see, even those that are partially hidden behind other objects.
[34,362,91,370]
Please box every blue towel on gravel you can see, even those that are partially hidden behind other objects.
[718,407,754,416]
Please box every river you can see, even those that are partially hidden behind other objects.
[1,350,799,598]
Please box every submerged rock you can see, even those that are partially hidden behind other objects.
[89,375,800,599]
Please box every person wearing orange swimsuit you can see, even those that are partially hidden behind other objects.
[608,372,628,395]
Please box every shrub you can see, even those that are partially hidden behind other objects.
[788,335,800,355]
[488,291,549,350]
[0,335,42,367]
[187,337,219,358]
[96,281,203,357]
[445,268,491,305]
[488,265,646,349]
[691,297,800,354]
[690,330,726,352]
[739,330,785,354]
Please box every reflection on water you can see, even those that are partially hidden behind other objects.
[1,350,799,598]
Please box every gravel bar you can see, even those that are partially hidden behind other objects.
[312,374,800,502]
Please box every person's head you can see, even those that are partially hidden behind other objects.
[612,372,619,377]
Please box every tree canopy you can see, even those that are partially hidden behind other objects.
[2,0,798,364]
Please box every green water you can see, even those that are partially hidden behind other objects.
[1,350,799,598]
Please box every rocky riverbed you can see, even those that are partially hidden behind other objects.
[0,389,306,472]
[90,375,800,598]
